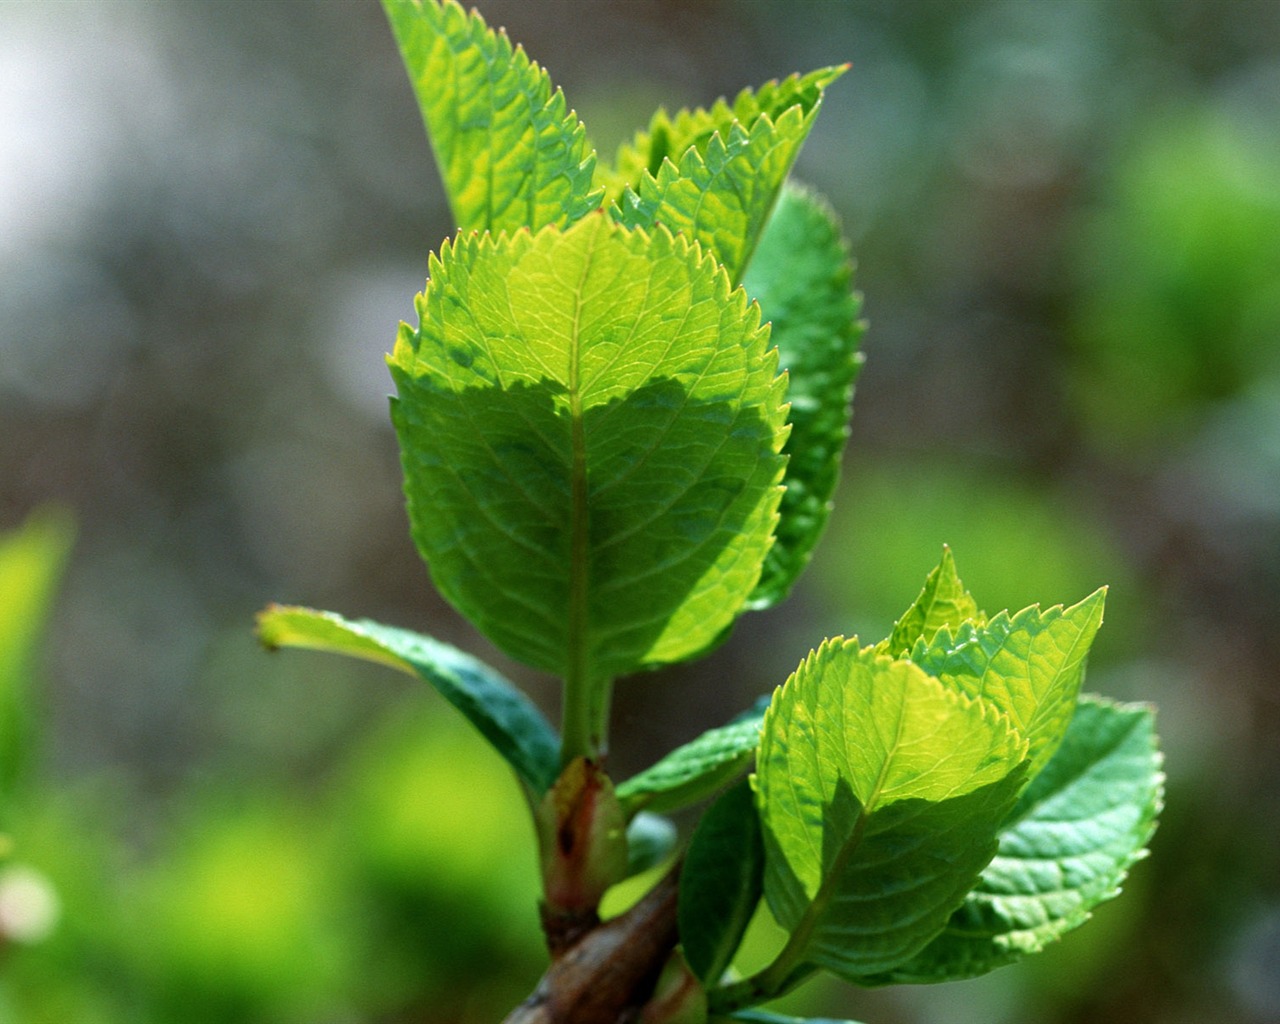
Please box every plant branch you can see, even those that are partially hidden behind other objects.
[503,860,684,1024]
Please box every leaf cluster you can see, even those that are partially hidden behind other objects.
[256,3,1162,1021]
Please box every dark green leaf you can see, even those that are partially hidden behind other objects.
[256,605,559,794]
[744,184,864,608]
[680,779,766,983]
[616,697,769,816]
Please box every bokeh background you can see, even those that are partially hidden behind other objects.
[2,0,1278,1021]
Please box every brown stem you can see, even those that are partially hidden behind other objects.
[503,861,683,1024]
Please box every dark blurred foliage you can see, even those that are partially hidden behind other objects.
[1,0,1278,1021]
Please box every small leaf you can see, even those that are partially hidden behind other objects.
[389,215,788,681]
[912,588,1107,779]
[602,67,847,204]
[757,642,1028,980]
[256,605,559,794]
[881,546,980,656]
[616,696,769,816]
[869,695,1164,983]
[743,184,864,609]
[680,779,766,983]
[610,68,846,285]
[382,0,600,232]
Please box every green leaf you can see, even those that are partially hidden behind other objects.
[388,214,788,684]
[382,0,600,233]
[727,1012,869,1024]
[680,778,766,983]
[255,605,559,794]
[756,643,1028,981]
[880,546,981,655]
[743,184,864,609]
[601,67,846,204]
[616,696,769,816]
[0,508,74,802]
[912,588,1107,779]
[611,68,846,284]
[869,695,1164,983]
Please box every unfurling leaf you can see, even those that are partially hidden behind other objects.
[881,546,980,656]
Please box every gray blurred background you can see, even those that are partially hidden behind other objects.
[1,1,1278,1022]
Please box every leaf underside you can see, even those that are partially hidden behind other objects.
[255,605,560,794]
[868,695,1164,983]
[744,183,863,609]
[383,0,600,233]
[757,642,1028,979]
[389,214,788,681]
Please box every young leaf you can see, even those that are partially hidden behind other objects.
[382,0,600,233]
[911,588,1106,779]
[611,68,846,285]
[602,67,846,204]
[756,643,1028,982]
[743,184,864,609]
[680,778,766,984]
[881,546,980,656]
[255,605,559,794]
[388,214,788,684]
[616,696,769,817]
[868,695,1164,984]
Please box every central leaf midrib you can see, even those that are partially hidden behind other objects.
[565,225,597,743]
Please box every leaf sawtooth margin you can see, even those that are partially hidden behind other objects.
[382,0,600,233]
[388,214,789,682]
[755,642,1029,982]
[867,695,1164,984]
[910,588,1107,779]
[616,694,770,816]
[743,183,864,609]
[611,67,847,287]
[256,605,560,794]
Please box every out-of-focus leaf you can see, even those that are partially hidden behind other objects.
[0,508,74,801]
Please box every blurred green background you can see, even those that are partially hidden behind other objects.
[1,0,1277,1021]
